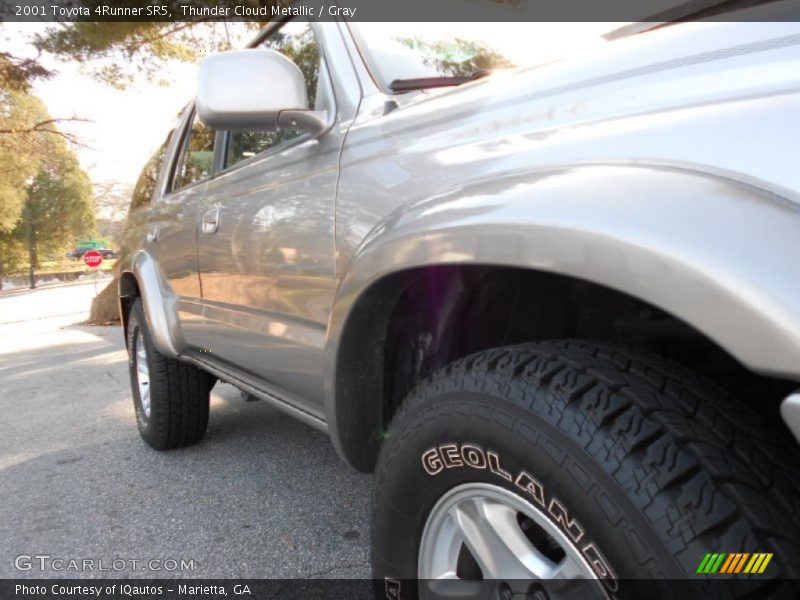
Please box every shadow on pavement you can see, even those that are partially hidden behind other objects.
[0,314,372,578]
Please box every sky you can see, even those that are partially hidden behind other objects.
[3,22,620,189]
[4,23,202,188]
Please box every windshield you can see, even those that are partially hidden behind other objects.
[350,23,618,91]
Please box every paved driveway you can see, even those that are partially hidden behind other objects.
[0,283,372,578]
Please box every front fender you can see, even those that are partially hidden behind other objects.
[324,164,800,466]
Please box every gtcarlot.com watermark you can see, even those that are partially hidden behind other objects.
[14,554,196,573]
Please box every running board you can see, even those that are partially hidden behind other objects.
[180,352,328,434]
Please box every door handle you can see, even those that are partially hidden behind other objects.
[201,208,220,234]
[145,226,159,243]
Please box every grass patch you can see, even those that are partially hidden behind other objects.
[9,258,117,275]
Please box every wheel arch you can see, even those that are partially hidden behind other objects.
[118,270,140,336]
[325,164,800,472]
[118,250,185,358]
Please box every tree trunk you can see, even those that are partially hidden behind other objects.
[30,234,38,269]
[26,216,36,289]
[87,276,121,324]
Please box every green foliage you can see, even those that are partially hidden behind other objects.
[0,91,51,232]
[35,19,264,88]
[92,235,114,248]
[0,230,27,275]
[0,51,53,92]
[269,26,320,106]
[36,22,199,88]
[175,118,215,188]
[0,86,94,280]
[3,16,296,284]
[131,131,172,209]
[0,127,95,275]
[396,36,515,77]
[7,0,296,91]
[24,137,96,262]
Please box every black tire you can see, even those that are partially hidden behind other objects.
[126,298,212,450]
[372,341,800,599]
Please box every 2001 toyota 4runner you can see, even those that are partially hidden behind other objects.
[119,9,800,597]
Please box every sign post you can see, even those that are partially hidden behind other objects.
[83,250,103,297]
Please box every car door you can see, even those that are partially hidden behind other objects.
[138,107,219,350]
[195,21,356,417]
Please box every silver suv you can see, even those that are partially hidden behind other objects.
[119,13,800,596]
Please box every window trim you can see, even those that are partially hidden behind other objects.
[343,22,394,95]
[130,127,177,210]
[167,107,223,195]
[220,128,318,176]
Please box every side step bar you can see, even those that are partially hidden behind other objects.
[180,353,328,434]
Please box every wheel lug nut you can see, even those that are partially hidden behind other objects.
[527,584,549,600]
[498,583,513,600]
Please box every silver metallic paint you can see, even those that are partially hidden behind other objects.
[130,249,185,358]
[194,22,359,416]
[118,20,800,461]
[325,20,800,458]
[781,393,800,443]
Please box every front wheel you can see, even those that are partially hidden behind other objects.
[126,299,212,450]
[372,341,800,599]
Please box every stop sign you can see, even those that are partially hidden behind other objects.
[83,250,103,268]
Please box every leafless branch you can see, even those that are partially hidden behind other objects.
[0,117,90,139]
[126,23,196,58]
[0,117,92,150]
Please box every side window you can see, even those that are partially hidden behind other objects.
[130,129,173,209]
[226,21,322,168]
[174,111,215,190]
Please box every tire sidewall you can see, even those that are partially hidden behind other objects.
[125,299,211,450]
[126,301,155,442]
[373,391,678,599]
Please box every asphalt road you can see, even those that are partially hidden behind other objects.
[0,282,372,579]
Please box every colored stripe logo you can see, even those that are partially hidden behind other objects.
[697,553,773,574]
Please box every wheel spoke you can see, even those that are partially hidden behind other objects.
[419,483,599,591]
[449,497,555,580]
[425,512,464,579]
[540,555,600,599]
[422,580,501,600]
[134,331,151,418]
[552,554,586,580]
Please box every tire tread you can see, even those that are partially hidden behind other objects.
[380,340,800,586]
[128,300,210,449]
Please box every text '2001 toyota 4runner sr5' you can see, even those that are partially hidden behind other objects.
[118,7,800,598]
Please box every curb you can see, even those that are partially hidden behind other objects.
[0,278,113,297]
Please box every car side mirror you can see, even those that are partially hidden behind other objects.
[196,49,327,136]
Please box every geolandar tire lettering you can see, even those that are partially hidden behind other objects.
[384,578,402,600]
[371,341,800,599]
